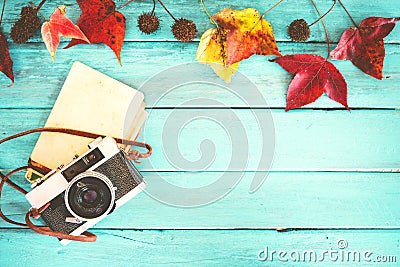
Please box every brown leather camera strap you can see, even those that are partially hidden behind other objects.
[0,167,97,242]
[0,127,152,243]
[25,212,97,242]
[0,166,30,227]
[1,127,152,162]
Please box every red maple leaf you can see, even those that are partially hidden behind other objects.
[65,0,126,64]
[271,54,348,111]
[0,31,14,86]
[42,5,89,62]
[330,17,399,79]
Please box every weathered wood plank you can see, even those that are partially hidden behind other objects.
[1,42,400,108]
[0,229,399,266]
[0,109,399,171]
[1,172,399,228]
[1,0,399,43]
[1,1,399,265]
[141,109,400,171]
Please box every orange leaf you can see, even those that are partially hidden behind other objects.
[196,28,240,83]
[41,5,89,62]
[212,8,281,65]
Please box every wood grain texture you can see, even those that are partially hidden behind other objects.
[0,109,399,171]
[0,229,399,266]
[1,0,399,43]
[1,172,399,228]
[0,0,399,265]
[1,43,399,108]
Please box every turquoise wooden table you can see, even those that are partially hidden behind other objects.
[1,0,399,266]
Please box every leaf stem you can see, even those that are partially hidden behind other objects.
[117,0,136,11]
[151,0,156,15]
[200,0,218,28]
[0,0,6,26]
[310,0,330,58]
[36,0,46,11]
[157,0,177,21]
[337,0,358,27]
[309,0,336,27]
[29,1,47,21]
[261,0,284,18]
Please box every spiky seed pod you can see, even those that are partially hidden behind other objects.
[288,19,310,42]
[10,6,42,44]
[21,5,35,17]
[171,18,197,42]
[138,13,160,34]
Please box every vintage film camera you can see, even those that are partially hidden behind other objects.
[25,136,146,245]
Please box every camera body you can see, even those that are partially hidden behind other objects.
[25,137,145,245]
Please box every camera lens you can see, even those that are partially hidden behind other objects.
[65,172,115,220]
[82,189,98,204]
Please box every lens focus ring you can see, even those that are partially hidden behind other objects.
[65,171,115,221]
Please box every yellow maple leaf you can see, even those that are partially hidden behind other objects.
[196,28,240,83]
[212,8,281,66]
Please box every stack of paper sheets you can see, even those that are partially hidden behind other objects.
[29,62,147,172]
